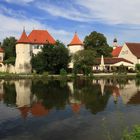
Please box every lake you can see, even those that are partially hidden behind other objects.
[0,78,140,140]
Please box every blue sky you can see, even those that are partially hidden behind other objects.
[1,0,140,46]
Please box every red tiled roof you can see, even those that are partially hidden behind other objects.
[96,57,133,65]
[68,32,83,46]
[17,30,30,44]
[126,43,140,58]
[18,106,30,119]
[28,30,56,45]
[71,103,81,113]
[112,47,122,57]
[0,48,4,53]
[31,102,49,117]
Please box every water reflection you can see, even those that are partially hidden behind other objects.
[1,79,140,118]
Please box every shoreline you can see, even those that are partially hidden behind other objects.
[0,73,137,80]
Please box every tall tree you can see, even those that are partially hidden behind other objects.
[73,49,96,75]
[2,37,17,60]
[31,42,70,74]
[84,31,112,57]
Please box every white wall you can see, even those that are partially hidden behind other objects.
[15,43,32,73]
[68,45,84,54]
[68,45,84,68]
[15,80,32,107]
[32,45,43,55]
[118,43,138,64]
[0,52,4,62]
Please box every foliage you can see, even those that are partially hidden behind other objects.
[123,125,140,140]
[31,42,70,74]
[55,40,65,48]
[3,57,16,65]
[136,72,140,78]
[43,71,49,77]
[31,80,70,109]
[135,64,140,72]
[73,49,96,75]
[118,64,127,75]
[31,53,45,74]
[60,68,67,76]
[3,82,16,106]
[2,37,17,60]
[84,31,112,57]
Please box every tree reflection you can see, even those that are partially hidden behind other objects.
[3,82,16,107]
[72,79,112,114]
[32,80,70,110]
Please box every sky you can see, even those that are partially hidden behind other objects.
[1,0,140,46]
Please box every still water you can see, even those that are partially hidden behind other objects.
[0,78,140,140]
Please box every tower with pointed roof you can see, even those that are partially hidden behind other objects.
[67,32,84,69]
[15,30,32,73]
[68,32,84,54]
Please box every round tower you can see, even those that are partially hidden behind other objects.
[67,32,84,54]
[15,30,32,73]
[67,32,84,69]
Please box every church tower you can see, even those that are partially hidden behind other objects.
[15,30,32,73]
[113,38,118,48]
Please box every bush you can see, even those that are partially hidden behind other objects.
[4,57,15,65]
[118,64,127,75]
[43,71,49,77]
[136,64,140,72]
[136,72,140,78]
[60,68,67,77]
[123,125,140,140]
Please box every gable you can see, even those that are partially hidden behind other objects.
[126,43,140,58]
[118,43,137,64]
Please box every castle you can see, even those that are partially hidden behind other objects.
[15,30,84,73]
[0,29,140,73]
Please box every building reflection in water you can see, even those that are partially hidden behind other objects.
[68,81,82,113]
[0,80,4,102]
[1,79,140,118]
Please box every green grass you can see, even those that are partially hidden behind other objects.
[123,125,140,140]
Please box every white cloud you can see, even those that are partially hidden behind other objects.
[0,13,72,45]
[76,0,140,25]
[4,0,34,4]
[36,0,140,25]
[37,2,93,22]
[0,5,26,18]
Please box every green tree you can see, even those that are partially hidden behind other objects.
[123,125,140,140]
[31,53,45,73]
[73,49,96,75]
[2,37,17,60]
[31,42,70,74]
[84,31,112,57]
[135,64,140,72]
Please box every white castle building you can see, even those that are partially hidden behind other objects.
[15,29,56,73]
[1,29,140,73]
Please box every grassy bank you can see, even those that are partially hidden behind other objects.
[0,72,137,80]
